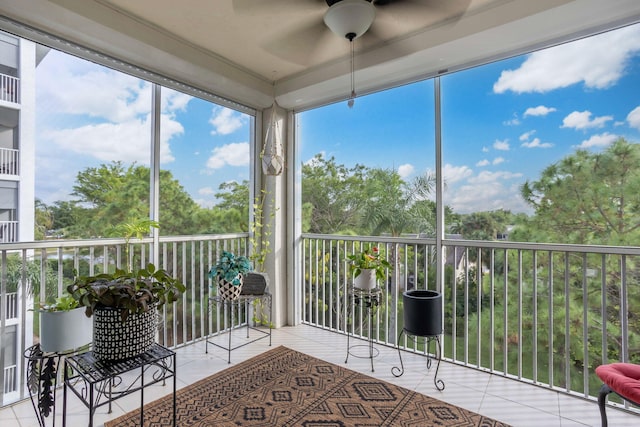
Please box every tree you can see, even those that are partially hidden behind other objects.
[361,168,436,237]
[50,200,82,236]
[301,154,368,234]
[517,139,640,384]
[521,138,640,245]
[34,199,53,240]
[210,180,250,232]
[69,162,202,237]
[455,210,514,241]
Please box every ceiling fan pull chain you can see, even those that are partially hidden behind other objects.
[348,38,356,108]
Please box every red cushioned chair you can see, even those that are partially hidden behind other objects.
[595,363,640,427]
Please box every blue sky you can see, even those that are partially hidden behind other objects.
[300,23,640,214]
[35,23,640,215]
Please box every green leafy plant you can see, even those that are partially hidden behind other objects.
[67,263,186,321]
[110,218,160,272]
[209,251,252,286]
[249,189,277,272]
[36,293,79,312]
[347,246,392,282]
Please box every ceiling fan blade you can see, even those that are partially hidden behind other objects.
[374,0,473,26]
[262,18,341,66]
[232,0,323,16]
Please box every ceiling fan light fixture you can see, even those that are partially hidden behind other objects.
[323,0,376,41]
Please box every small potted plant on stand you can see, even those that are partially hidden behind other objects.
[347,246,392,290]
[37,294,92,353]
[209,251,252,300]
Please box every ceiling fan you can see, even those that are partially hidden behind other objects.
[233,0,473,64]
[233,0,471,105]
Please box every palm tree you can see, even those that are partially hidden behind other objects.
[361,168,436,340]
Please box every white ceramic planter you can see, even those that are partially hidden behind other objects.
[39,307,93,353]
[354,269,377,290]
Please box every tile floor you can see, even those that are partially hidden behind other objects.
[1,324,638,426]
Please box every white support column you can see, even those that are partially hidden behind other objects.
[256,103,289,327]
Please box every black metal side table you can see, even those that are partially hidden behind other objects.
[206,293,272,363]
[345,286,383,372]
[62,343,176,427]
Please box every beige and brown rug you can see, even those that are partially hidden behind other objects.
[106,345,510,426]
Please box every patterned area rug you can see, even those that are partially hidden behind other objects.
[105,346,510,426]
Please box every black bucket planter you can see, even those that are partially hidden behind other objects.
[403,289,442,337]
[394,289,445,390]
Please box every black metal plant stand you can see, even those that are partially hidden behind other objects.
[23,344,76,427]
[206,293,272,363]
[345,286,382,372]
[392,331,445,391]
[62,343,176,427]
[391,289,445,391]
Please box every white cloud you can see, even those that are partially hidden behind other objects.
[482,146,489,153]
[524,105,556,117]
[493,139,510,151]
[519,130,536,141]
[206,142,250,170]
[209,107,247,135]
[162,88,192,113]
[304,152,327,167]
[468,170,523,184]
[198,187,216,195]
[442,164,473,184]
[476,157,505,167]
[446,180,529,214]
[35,52,188,165]
[521,138,554,148]
[397,164,414,179]
[43,114,177,163]
[194,198,216,209]
[37,58,152,122]
[561,111,613,130]
[493,25,640,93]
[627,106,640,130]
[503,114,520,126]
[575,132,618,149]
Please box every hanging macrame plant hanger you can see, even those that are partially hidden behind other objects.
[262,104,285,176]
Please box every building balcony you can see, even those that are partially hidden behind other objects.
[0,148,19,176]
[0,221,18,243]
[0,74,19,105]
[0,233,639,426]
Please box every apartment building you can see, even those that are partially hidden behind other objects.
[0,29,42,403]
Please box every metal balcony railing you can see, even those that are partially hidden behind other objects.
[0,148,19,176]
[0,233,249,405]
[2,292,18,320]
[2,232,639,415]
[0,221,18,243]
[0,74,19,104]
[301,233,640,412]
[2,366,16,395]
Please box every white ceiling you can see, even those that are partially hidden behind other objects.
[1,0,640,110]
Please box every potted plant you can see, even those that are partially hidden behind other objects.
[208,251,252,300]
[66,219,186,361]
[37,294,92,353]
[347,246,392,290]
[67,263,185,361]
